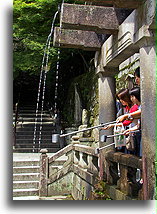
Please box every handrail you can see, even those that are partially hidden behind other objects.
[49,144,74,163]
[105,151,143,199]
[74,144,98,157]
[105,151,142,169]
[49,143,98,164]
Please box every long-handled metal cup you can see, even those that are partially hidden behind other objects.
[52,120,117,144]
[95,130,140,154]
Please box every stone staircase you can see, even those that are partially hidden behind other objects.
[13,158,40,198]
[13,105,62,153]
[13,153,71,200]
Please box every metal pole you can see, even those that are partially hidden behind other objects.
[60,120,117,138]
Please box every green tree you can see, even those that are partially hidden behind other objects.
[13,0,60,78]
[13,0,95,116]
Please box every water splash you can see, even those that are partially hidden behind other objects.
[33,10,59,152]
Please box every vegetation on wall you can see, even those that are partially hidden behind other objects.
[115,58,139,92]
[62,68,98,127]
[90,179,111,200]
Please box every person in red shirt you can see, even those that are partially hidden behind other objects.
[101,88,139,185]
[101,88,138,130]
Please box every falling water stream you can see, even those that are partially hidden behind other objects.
[33,10,59,152]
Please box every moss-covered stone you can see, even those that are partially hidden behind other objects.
[62,70,98,128]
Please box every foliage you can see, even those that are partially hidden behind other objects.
[13,0,62,78]
[13,0,90,79]
[13,0,97,125]
[90,179,111,200]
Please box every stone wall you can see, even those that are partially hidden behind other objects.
[48,172,74,196]
[116,53,140,91]
[72,173,94,200]
[62,70,99,131]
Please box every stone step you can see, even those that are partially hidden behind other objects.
[18,113,53,117]
[15,139,53,144]
[15,144,60,149]
[13,188,39,197]
[17,118,54,122]
[16,135,52,140]
[13,181,39,189]
[16,127,54,131]
[19,110,49,114]
[16,121,54,126]
[13,172,39,181]
[13,196,40,200]
[13,195,73,200]
[13,166,40,174]
[13,147,60,153]
[19,105,36,109]
[13,160,39,167]
[15,142,59,146]
[16,131,55,135]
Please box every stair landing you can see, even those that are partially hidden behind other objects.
[13,195,74,200]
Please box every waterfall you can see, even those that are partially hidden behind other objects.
[33,10,59,152]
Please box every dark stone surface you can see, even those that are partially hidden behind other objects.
[74,0,144,9]
[53,27,105,51]
[61,4,119,34]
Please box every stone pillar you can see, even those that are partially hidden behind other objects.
[39,149,48,197]
[140,41,156,200]
[98,68,117,180]
[98,70,116,145]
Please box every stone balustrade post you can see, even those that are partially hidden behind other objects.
[87,155,99,175]
[106,159,119,185]
[117,164,131,196]
[71,135,80,144]
[78,152,88,170]
[74,150,79,165]
[39,149,48,197]
[63,149,74,167]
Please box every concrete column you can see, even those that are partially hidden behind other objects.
[140,41,156,199]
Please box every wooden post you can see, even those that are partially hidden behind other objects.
[39,149,48,197]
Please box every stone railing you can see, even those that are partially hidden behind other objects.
[105,151,143,200]
[39,141,99,199]
[39,138,144,200]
